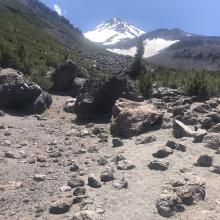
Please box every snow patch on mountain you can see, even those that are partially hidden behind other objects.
[84,18,145,45]
[107,38,179,58]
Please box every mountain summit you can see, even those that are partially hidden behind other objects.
[84,17,145,45]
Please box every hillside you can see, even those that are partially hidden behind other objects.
[0,0,131,85]
[149,36,220,70]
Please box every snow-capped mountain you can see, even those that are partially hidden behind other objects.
[84,17,145,46]
[85,19,194,59]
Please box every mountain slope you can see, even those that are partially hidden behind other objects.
[84,18,145,46]
[149,36,220,70]
[0,0,132,85]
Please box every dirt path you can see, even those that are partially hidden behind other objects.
[0,95,220,220]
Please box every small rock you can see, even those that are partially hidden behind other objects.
[196,155,213,167]
[88,174,102,188]
[96,208,105,214]
[97,157,108,166]
[49,199,72,214]
[148,160,169,171]
[176,144,187,152]
[92,127,105,135]
[152,147,173,158]
[73,187,86,196]
[210,165,220,174]
[4,151,16,159]
[135,135,157,145]
[28,157,36,164]
[37,155,47,163]
[203,133,220,150]
[48,151,62,158]
[70,163,80,172]
[34,174,46,182]
[112,154,127,163]
[60,186,72,192]
[208,123,220,133]
[112,177,128,189]
[100,170,115,182]
[112,138,123,148]
[73,196,84,204]
[4,130,11,136]
[64,98,76,113]
[117,160,135,170]
[193,103,212,113]
[67,178,85,188]
[166,141,187,152]
[200,117,215,129]
[4,140,11,146]
[87,146,99,153]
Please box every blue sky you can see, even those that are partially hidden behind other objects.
[41,0,220,36]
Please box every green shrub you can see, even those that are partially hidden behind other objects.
[30,66,53,91]
[137,72,153,98]
[184,72,210,100]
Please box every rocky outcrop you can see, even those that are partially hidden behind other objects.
[110,98,163,138]
[75,75,143,120]
[52,59,77,91]
[156,178,205,217]
[0,68,52,114]
[52,60,90,92]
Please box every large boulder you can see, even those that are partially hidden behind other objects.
[52,59,77,91]
[0,68,52,114]
[110,98,163,138]
[51,60,90,93]
[75,75,143,120]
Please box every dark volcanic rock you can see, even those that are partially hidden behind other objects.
[67,178,85,188]
[75,75,143,120]
[196,154,213,167]
[152,148,173,158]
[49,199,72,214]
[88,174,102,188]
[100,170,115,182]
[0,68,52,114]
[148,160,169,171]
[52,59,77,91]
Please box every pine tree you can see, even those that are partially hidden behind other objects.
[130,39,145,79]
